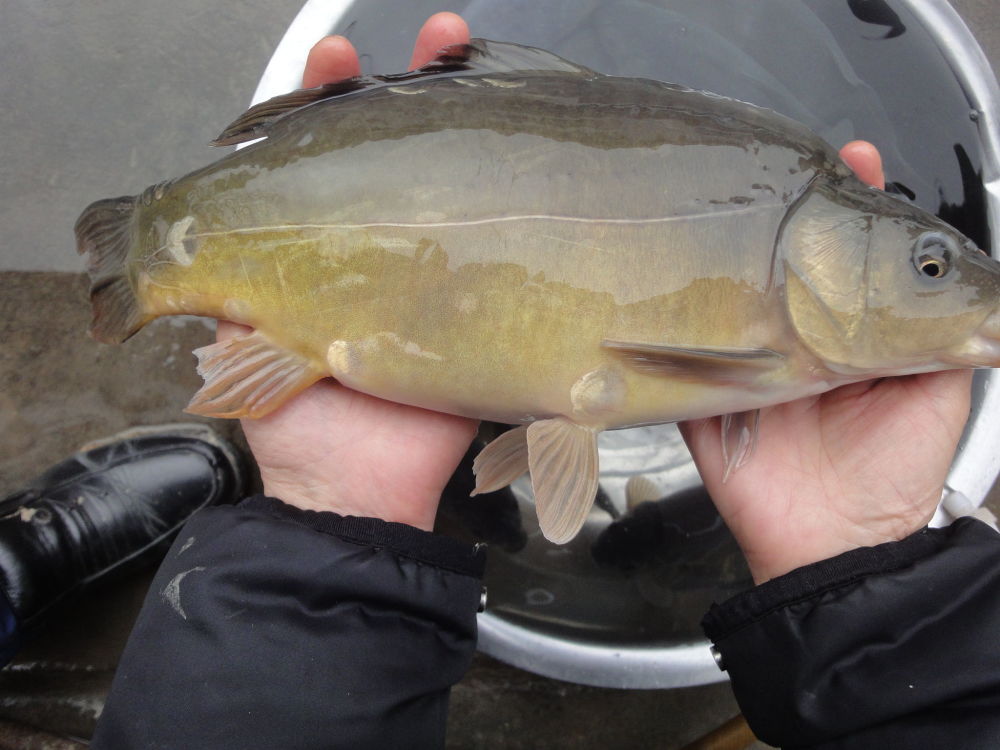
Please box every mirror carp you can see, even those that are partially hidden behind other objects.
[75,40,1000,543]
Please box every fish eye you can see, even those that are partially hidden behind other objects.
[911,232,955,280]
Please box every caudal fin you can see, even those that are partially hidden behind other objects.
[74,195,145,343]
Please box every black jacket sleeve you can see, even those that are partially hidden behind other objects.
[91,495,486,750]
[702,517,1000,749]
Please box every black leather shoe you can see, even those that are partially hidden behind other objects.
[0,423,244,631]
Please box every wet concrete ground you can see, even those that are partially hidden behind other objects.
[1,1,999,747]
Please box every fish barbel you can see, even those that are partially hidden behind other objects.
[75,40,1000,543]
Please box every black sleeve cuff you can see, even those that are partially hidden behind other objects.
[701,522,952,642]
[239,495,486,579]
[701,518,1000,748]
[95,495,486,749]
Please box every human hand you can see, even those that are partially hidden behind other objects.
[681,141,974,583]
[219,13,477,530]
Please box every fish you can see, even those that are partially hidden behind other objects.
[74,39,1000,544]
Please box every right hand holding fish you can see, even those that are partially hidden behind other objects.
[218,13,478,529]
[681,141,974,583]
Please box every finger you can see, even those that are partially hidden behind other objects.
[302,35,362,88]
[840,140,885,190]
[409,12,470,70]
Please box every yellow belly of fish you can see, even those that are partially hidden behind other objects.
[137,221,815,427]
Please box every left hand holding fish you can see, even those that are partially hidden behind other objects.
[217,13,479,530]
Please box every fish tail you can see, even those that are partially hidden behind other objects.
[74,195,146,343]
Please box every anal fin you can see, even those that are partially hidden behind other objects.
[186,331,324,419]
[527,418,600,544]
[721,409,761,482]
[472,426,529,495]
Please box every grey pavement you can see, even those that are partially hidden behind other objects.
[1,1,999,748]
[1,0,306,273]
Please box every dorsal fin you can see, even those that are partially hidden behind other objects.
[213,39,596,146]
[449,38,597,77]
[212,80,373,146]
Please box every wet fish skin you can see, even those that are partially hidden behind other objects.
[75,40,1000,543]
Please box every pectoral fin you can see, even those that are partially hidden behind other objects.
[472,426,529,495]
[721,409,761,482]
[602,340,784,384]
[527,418,599,544]
[185,331,324,418]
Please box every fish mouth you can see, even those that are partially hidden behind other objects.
[954,307,1000,367]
